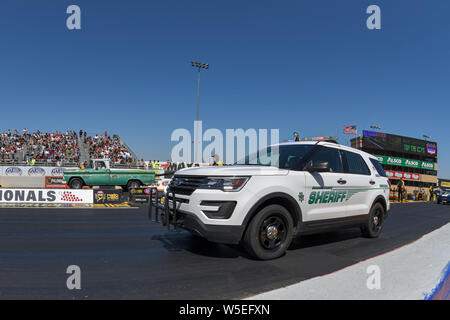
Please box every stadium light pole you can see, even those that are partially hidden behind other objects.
[191,61,209,163]
[191,61,209,121]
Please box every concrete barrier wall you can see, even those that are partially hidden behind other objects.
[0,165,68,177]
[0,176,45,188]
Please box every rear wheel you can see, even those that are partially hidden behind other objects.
[242,204,294,260]
[69,178,83,189]
[126,180,141,191]
[361,202,385,238]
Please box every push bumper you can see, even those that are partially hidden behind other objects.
[148,188,244,244]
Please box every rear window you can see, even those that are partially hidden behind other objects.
[309,146,344,173]
[370,158,387,177]
[343,151,370,175]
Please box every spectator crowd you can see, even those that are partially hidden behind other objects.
[0,129,26,162]
[84,133,134,165]
[0,128,136,166]
[26,130,81,165]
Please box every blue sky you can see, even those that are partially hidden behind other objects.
[0,1,449,177]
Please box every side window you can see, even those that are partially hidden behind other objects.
[344,151,370,175]
[309,146,343,173]
[369,158,387,177]
[96,161,106,169]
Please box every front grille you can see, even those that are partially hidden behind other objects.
[169,175,207,195]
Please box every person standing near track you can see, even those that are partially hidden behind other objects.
[397,178,405,203]
[212,154,223,166]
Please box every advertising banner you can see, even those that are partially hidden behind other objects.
[129,187,156,203]
[130,187,156,196]
[44,176,67,188]
[0,166,70,177]
[363,131,438,158]
[94,189,123,204]
[440,180,450,188]
[385,170,420,181]
[375,155,436,170]
[0,189,93,204]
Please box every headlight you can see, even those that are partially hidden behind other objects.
[198,177,250,192]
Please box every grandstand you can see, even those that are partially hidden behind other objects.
[84,134,133,165]
[0,129,138,167]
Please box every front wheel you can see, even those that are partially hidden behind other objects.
[361,202,385,238]
[242,204,294,260]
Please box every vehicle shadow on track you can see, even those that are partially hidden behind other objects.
[151,228,363,260]
[151,232,249,259]
[289,229,362,250]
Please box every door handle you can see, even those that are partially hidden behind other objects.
[369,180,376,185]
[337,179,347,184]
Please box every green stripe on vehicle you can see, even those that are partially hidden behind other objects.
[307,187,384,204]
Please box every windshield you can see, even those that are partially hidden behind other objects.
[235,144,314,169]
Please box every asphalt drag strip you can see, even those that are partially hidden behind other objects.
[0,202,448,299]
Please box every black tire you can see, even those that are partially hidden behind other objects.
[361,202,385,238]
[242,204,294,260]
[126,180,141,191]
[69,178,83,189]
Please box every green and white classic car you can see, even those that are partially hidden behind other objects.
[64,159,156,190]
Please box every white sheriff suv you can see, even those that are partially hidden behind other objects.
[157,140,390,260]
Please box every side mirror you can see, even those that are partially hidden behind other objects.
[304,160,330,173]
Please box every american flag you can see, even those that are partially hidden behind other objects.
[343,125,357,134]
